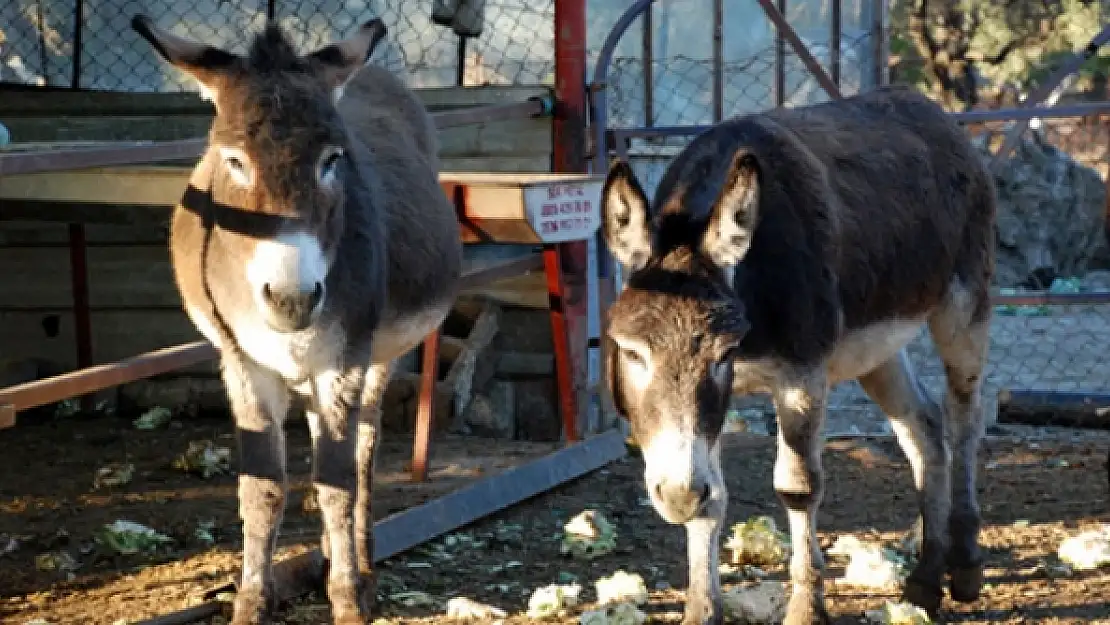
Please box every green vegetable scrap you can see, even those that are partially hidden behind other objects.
[560,510,617,560]
[172,440,232,479]
[866,600,933,625]
[594,570,649,606]
[93,463,134,489]
[94,520,173,555]
[133,406,173,430]
[724,516,790,567]
[526,583,581,619]
[579,602,647,625]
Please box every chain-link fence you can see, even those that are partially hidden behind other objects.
[0,0,555,91]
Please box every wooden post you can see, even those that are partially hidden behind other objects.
[411,331,442,482]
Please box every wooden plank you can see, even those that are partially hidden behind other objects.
[2,116,214,143]
[0,222,169,246]
[3,112,550,156]
[440,155,551,173]
[437,117,551,157]
[0,309,207,371]
[0,246,179,309]
[0,86,551,116]
[0,90,214,116]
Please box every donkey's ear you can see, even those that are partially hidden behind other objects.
[306,18,388,102]
[601,159,653,273]
[702,151,760,278]
[132,15,237,106]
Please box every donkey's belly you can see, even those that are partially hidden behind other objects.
[825,316,927,384]
[370,301,453,364]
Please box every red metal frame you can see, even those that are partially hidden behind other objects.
[550,0,590,442]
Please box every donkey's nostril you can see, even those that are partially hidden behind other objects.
[261,282,275,304]
[698,483,711,506]
[309,281,324,307]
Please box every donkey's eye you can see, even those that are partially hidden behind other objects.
[319,149,345,184]
[219,148,252,186]
[621,348,646,368]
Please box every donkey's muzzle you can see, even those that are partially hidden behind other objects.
[260,281,325,332]
[652,476,711,524]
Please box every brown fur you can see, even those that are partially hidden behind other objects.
[601,85,996,625]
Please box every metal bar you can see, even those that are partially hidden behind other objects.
[545,244,580,442]
[0,98,557,177]
[871,0,887,86]
[774,0,786,106]
[266,0,275,21]
[642,1,654,127]
[173,430,629,625]
[68,223,93,411]
[411,330,441,482]
[830,0,841,87]
[952,102,1110,123]
[586,0,654,336]
[604,101,1110,146]
[712,0,724,122]
[990,22,1110,167]
[456,36,468,87]
[757,0,843,101]
[0,341,216,422]
[72,0,84,90]
[552,0,590,441]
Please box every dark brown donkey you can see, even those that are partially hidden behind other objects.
[600,85,995,625]
[133,15,462,625]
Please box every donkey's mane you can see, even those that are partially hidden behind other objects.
[246,23,309,74]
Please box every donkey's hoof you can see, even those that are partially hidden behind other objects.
[783,593,831,625]
[902,578,944,618]
[948,563,985,603]
[681,595,723,625]
[230,590,276,625]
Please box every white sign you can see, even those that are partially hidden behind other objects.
[524,178,604,244]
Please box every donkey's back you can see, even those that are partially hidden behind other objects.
[338,63,462,346]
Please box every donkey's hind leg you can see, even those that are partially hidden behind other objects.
[857,349,951,617]
[222,355,291,625]
[928,282,991,603]
[353,362,394,600]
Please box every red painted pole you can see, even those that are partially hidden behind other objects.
[549,0,590,443]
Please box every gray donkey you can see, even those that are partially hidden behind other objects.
[600,85,995,624]
[132,15,462,625]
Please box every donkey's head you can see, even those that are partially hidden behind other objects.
[601,154,758,524]
[133,15,387,333]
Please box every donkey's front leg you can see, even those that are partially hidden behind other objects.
[773,372,831,625]
[223,356,291,625]
[683,441,728,625]
[312,364,370,625]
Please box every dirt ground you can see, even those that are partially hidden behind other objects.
[3,413,1110,624]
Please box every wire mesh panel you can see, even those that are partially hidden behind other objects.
[0,0,556,91]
